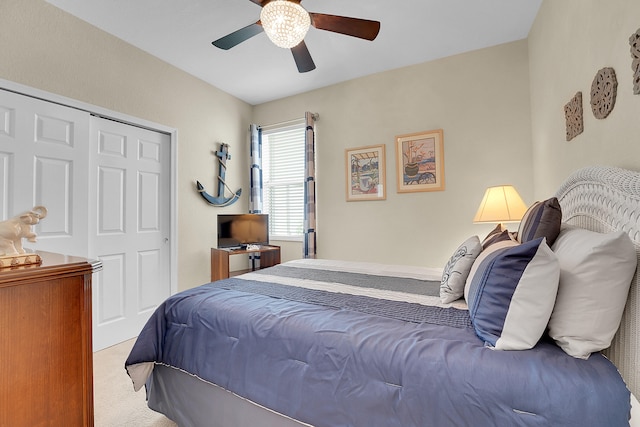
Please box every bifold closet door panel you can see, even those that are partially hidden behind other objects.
[0,88,90,256]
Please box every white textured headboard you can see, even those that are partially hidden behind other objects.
[555,166,640,398]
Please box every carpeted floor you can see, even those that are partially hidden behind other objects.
[93,338,178,427]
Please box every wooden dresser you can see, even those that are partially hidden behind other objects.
[0,251,101,427]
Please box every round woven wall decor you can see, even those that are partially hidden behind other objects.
[590,67,617,119]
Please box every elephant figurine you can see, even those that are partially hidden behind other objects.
[0,206,48,256]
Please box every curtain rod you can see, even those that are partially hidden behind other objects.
[258,112,319,131]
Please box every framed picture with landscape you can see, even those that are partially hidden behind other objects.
[395,129,445,193]
[345,144,386,201]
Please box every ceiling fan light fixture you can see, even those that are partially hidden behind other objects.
[260,0,311,49]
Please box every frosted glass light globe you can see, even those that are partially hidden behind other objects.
[260,0,311,48]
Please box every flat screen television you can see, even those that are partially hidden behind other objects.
[217,213,269,249]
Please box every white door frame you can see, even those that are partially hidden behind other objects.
[0,77,178,297]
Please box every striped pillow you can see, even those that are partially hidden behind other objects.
[481,228,517,249]
[517,197,562,246]
[465,237,560,350]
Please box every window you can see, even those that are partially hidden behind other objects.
[261,119,306,241]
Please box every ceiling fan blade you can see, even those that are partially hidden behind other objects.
[248,0,302,5]
[309,13,380,41]
[291,41,316,73]
[212,22,263,50]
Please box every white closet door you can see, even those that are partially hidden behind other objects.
[0,88,173,351]
[0,88,90,256]
[90,116,171,350]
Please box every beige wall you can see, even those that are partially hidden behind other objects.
[10,0,623,282]
[528,0,640,198]
[254,40,533,268]
[0,0,253,291]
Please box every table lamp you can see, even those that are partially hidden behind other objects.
[473,185,528,230]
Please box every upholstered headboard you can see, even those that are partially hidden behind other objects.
[555,166,640,398]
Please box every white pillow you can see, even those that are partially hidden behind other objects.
[549,226,637,359]
[440,236,482,303]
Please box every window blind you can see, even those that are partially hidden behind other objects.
[262,121,305,240]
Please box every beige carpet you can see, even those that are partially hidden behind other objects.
[93,338,178,427]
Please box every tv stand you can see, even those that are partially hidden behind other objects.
[210,245,281,281]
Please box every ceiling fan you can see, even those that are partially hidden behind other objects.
[212,0,381,73]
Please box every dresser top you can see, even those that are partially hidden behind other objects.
[0,251,102,286]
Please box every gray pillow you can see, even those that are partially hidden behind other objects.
[440,236,482,303]
[549,226,637,358]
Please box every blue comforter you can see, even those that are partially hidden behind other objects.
[126,264,630,427]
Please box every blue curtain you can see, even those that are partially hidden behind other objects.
[249,124,263,214]
[303,112,318,259]
[249,124,263,268]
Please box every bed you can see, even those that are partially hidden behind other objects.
[126,165,640,426]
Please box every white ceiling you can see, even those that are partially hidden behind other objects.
[45,0,542,105]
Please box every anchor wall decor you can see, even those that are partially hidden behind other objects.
[196,143,242,207]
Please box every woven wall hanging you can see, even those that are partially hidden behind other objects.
[590,67,617,119]
[564,92,583,141]
[630,28,640,95]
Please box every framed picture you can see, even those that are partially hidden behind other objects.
[345,144,386,201]
[395,129,445,193]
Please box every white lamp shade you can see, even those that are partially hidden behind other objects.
[260,0,311,49]
[473,185,528,223]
